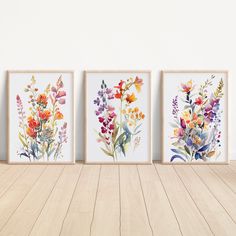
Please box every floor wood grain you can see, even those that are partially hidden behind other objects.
[0,161,235,236]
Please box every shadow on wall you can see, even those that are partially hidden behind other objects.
[152,71,162,161]
[76,71,85,161]
[0,71,7,160]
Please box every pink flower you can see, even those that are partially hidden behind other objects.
[58,99,65,104]
[109,112,116,119]
[107,105,115,112]
[56,91,66,98]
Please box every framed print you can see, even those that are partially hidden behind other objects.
[8,71,75,164]
[162,71,228,164]
[85,71,151,164]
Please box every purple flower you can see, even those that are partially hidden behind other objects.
[98,104,106,112]
[108,94,114,100]
[172,96,179,119]
[93,97,100,106]
[59,122,67,144]
[95,110,101,116]
[98,90,104,97]
[106,88,112,94]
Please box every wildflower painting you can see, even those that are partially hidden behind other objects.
[162,71,228,164]
[8,71,74,163]
[85,71,151,163]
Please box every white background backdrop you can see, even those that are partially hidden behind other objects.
[0,0,235,161]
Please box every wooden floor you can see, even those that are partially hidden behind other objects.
[0,162,236,236]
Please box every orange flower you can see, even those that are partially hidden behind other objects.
[55,111,64,120]
[37,94,48,106]
[134,77,143,93]
[39,110,51,121]
[126,93,137,103]
[27,116,40,129]
[181,80,193,93]
[26,127,37,138]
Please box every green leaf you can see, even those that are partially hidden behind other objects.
[48,148,56,157]
[18,133,27,147]
[112,126,119,143]
[100,148,114,157]
[184,145,191,155]
[114,132,126,148]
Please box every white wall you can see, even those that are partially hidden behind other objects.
[0,0,235,161]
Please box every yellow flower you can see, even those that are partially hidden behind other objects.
[134,77,143,93]
[181,80,193,93]
[182,110,190,121]
[203,122,208,131]
[193,135,201,145]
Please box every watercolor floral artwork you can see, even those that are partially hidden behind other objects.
[8,71,74,164]
[86,71,151,163]
[162,71,228,164]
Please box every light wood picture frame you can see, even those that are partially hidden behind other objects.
[7,70,75,164]
[162,70,229,164]
[85,70,152,164]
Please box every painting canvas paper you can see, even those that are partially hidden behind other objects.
[8,71,75,164]
[85,71,151,163]
[162,71,228,164]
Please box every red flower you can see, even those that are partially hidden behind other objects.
[28,117,40,129]
[115,91,122,99]
[39,110,51,121]
[98,117,105,123]
[101,127,107,133]
[195,97,203,105]
[109,124,115,130]
[26,127,37,138]
[114,80,124,90]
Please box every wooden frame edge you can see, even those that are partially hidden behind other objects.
[7,70,75,165]
[84,70,152,164]
[161,70,229,165]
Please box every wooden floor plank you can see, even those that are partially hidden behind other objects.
[175,165,236,236]
[29,165,82,236]
[0,165,45,232]
[91,165,120,236]
[0,165,64,236]
[229,163,236,172]
[210,165,236,193]
[120,165,153,236]
[155,164,212,236]
[0,163,10,177]
[193,165,236,223]
[0,165,28,197]
[60,165,100,236]
[138,165,181,236]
